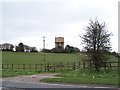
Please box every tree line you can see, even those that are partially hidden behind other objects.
[50,45,80,53]
[0,42,80,53]
[0,42,38,52]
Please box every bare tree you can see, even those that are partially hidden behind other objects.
[80,19,112,71]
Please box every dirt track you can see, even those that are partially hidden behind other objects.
[2,73,58,83]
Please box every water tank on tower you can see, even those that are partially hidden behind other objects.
[55,37,64,48]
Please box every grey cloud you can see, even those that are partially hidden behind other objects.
[2,2,109,23]
[1,0,118,51]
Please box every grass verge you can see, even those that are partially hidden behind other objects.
[40,69,118,85]
[1,69,50,77]
[1,69,118,85]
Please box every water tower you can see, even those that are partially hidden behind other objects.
[55,37,64,48]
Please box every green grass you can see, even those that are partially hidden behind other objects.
[0,70,40,77]
[1,51,118,85]
[1,69,50,77]
[2,69,118,85]
[2,51,118,64]
[41,69,118,85]
[2,52,83,64]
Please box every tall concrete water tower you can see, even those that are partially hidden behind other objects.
[55,37,64,48]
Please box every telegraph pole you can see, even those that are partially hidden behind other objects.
[43,36,45,61]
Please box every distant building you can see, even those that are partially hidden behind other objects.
[55,37,64,48]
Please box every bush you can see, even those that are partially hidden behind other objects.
[51,47,65,53]
[41,49,51,53]
[65,45,80,53]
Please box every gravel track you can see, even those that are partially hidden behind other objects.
[2,73,59,83]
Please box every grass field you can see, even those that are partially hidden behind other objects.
[1,51,118,85]
[2,51,84,64]
[2,51,118,64]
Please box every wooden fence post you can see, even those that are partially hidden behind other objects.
[78,61,81,69]
[44,64,46,72]
[35,64,37,70]
[12,64,13,69]
[47,63,49,71]
[73,62,75,70]
[23,64,25,70]
[53,63,55,72]
[2,64,3,69]
[109,62,112,69]
[41,64,43,71]
[83,62,85,69]
[61,62,63,71]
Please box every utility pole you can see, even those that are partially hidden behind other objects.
[43,36,45,61]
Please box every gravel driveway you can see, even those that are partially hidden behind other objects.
[2,73,59,83]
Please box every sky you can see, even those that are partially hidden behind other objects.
[0,0,119,52]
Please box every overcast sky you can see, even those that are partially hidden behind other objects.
[0,0,119,52]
